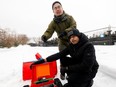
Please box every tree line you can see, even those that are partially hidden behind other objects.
[2,26,116,47]
[0,28,29,48]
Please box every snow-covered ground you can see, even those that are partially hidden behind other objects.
[0,45,116,87]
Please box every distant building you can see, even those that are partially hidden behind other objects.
[84,25,116,45]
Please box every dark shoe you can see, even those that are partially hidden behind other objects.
[89,80,93,87]
[63,83,69,87]
[54,78,63,87]
[87,80,94,87]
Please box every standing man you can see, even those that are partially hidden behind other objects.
[41,1,77,80]
[32,29,99,87]
[41,1,77,51]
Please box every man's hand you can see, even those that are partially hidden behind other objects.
[41,35,47,42]
[30,59,45,69]
[58,31,67,38]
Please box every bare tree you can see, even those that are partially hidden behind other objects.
[0,28,29,48]
[16,34,29,45]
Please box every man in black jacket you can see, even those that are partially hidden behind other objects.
[30,29,99,87]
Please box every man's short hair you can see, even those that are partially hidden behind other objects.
[52,1,62,9]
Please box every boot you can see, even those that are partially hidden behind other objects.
[54,78,63,87]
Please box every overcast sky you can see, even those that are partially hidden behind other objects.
[0,0,116,37]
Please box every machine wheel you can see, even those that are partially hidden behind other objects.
[49,84,54,87]
[23,85,29,87]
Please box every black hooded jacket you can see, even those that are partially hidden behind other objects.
[46,33,99,83]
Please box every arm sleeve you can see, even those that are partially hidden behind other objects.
[46,48,69,62]
[68,44,95,72]
[43,21,55,40]
[65,16,77,33]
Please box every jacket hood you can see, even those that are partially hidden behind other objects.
[70,33,89,48]
[68,29,81,39]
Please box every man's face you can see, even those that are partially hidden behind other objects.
[70,35,79,44]
[52,3,64,16]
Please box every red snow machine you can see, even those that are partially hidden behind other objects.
[23,53,62,87]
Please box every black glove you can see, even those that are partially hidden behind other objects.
[41,35,47,42]
[60,66,68,76]
[58,31,67,38]
[30,59,45,69]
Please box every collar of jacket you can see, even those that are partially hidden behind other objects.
[53,11,67,23]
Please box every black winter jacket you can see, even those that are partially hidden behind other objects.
[46,33,99,83]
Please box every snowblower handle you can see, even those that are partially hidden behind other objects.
[35,53,42,60]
